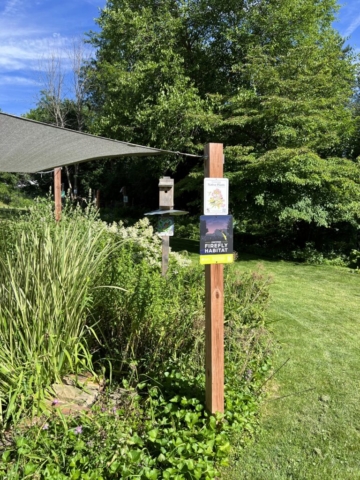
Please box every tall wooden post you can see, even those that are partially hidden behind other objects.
[161,236,170,276]
[159,177,174,276]
[204,143,224,414]
[96,189,101,209]
[54,167,62,222]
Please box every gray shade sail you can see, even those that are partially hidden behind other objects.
[0,113,166,173]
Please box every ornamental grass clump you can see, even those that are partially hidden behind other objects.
[0,219,111,425]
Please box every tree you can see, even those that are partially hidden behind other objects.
[26,40,91,194]
[86,1,217,152]
[349,74,360,161]
[220,2,356,165]
[84,0,360,252]
[87,0,355,154]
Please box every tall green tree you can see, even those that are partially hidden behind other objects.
[221,1,356,166]
[349,74,360,160]
[87,0,355,154]
[85,0,360,250]
[87,1,213,153]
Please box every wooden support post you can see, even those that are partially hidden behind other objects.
[54,167,62,222]
[159,177,174,277]
[162,236,170,276]
[204,143,224,414]
[96,189,101,209]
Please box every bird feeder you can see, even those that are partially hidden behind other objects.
[145,176,188,275]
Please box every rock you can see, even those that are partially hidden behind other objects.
[51,384,96,407]
[46,374,104,413]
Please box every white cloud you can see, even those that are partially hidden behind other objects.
[0,0,99,114]
[0,75,40,86]
[0,37,75,72]
[3,0,23,16]
[344,13,360,37]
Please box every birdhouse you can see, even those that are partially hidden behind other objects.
[159,176,174,210]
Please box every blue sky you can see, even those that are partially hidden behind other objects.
[0,0,105,115]
[0,0,360,117]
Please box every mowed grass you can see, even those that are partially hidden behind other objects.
[171,239,360,479]
[227,257,360,479]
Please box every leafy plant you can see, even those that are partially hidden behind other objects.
[0,200,274,477]
[92,220,204,375]
[0,217,111,425]
[349,249,360,270]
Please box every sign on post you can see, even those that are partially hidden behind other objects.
[204,178,229,215]
[157,216,174,236]
[200,215,233,265]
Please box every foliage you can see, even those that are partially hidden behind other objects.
[107,217,191,267]
[349,75,360,161]
[0,376,242,479]
[86,0,213,151]
[82,0,356,188]
[0,204,114,426]
[173,216,200,241]
[64,0,359,258]
[1,260,273,479]
[87,0,355,155]
[0,174,34,209]
[221,1,356,161]
[224,266,273,426]
[91,217,202,375]
[289,242,348,266]
[349,249,360,270]
[228,148,360,253]
[0,198,273,476]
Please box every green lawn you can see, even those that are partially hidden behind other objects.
[226,257,360,479]
[171,239,360,478]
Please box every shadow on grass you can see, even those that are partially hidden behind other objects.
[0,207,28,220]
[171,238,199,254]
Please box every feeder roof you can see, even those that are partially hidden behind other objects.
[0,112,166,173]
[144,209,189,216]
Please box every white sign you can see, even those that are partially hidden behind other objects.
[204,178,229,215]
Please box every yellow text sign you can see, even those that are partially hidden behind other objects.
[199,254,234,265]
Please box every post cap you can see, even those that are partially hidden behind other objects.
[158,176,174,188]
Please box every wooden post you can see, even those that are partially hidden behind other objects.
[204,143,224,414]
[159,177,174,276]
[96,189,101,209]
[162,236,170,276]
[54,167,61,222]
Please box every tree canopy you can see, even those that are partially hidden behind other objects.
[25,0,360,254]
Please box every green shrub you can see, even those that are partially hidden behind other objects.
[0,213,112,425]
[290,242,349,266]
[1,378,230,479]
[174,217,200,241]
[224,266,273,387]
[349,249,360,270]
[0,200,273,477]
[0,258,272,478]
[92,218,203,376]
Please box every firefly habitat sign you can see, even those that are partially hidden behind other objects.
[199,215,233,265]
